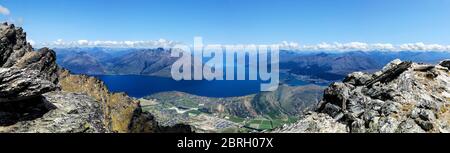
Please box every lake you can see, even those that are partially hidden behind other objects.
[94,75,310,98]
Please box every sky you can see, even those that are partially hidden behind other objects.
[1,0,450,50]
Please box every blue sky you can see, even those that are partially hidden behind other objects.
[1,0,450,46]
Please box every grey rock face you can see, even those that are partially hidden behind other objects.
[272,112,347,133]
[0,92,109,133]
[277,59,450,133]
[0,23,109,133]
[0,24,31,67]
[0,68,57,102]
[14,47,59,83]
[343,72,372,86]
[1,23,191,133]
[0,23,58,102]
[439,60,450,69]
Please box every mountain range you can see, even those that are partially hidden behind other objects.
[279,50,450,82]
[55,47,177,76]
[55,47,450,83]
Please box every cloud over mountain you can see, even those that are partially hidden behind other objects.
[279,41,450,52]
[40,39,183,48]
[37,38,450,52]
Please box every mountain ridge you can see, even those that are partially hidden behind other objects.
[275,59,450,133]
[0,23,192,133]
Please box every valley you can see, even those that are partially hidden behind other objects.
[140,85,324,132]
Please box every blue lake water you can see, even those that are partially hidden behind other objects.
[94,75,310,98]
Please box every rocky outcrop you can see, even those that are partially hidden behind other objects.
[272,112,346,133]
[0,92,109,133]
[0,23,191,133]
[0,23,110,133]
[277,59,450,133]
[440,60,450,69]
[0,23,58,102]
[0,68,56,102]
[58,69,192,133]
[58,69,157,132]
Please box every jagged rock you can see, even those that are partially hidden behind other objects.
[0,92,109,133]
[320,103,342,118]
[416,120,434,131]
[0,23,191,133]
[276,59,450,133]
[343,72,372,86]
[365,61,412,87]
[380,59,403,73]
[419,109,436,121]
[1,23,31,67]
[58,68,154,132]
[0,68,56,102]
[272,112,347,133]
[350,118,365,133]
[0,23,58,102]
[321,82,352,110]
[439,60,450,69]
[58,68,192,133]
[381,101,400,116]
[396,119,424,133]
[0,23,108,133]
[14,47,58,83]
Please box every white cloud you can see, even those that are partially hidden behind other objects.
[53,39,65,46]
[278,41,300,50]
[398,42,449,51]
[35,38,450,52]
[77,40,89,45]
[0,5,10,16]
[277,41,450,52]
[371,43,395,51]
[39,39,183,48]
